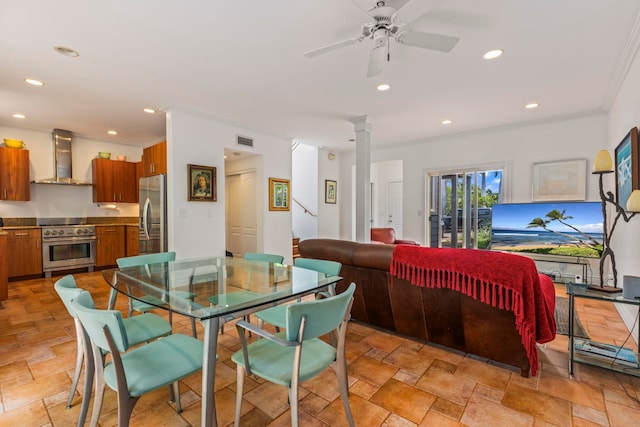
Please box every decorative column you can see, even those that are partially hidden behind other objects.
[350,115,374,242]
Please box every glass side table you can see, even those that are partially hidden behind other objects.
[565,282,640,377]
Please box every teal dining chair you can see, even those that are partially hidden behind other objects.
[255,257,342,330]
[54,274,172,427]
[208,252,284,333]
[115,252,198,338]
[72,290,205,427]
[232,282,356,427]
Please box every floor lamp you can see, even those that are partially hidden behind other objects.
[591,149,640,292]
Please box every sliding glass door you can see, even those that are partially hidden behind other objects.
[427,167,504,249]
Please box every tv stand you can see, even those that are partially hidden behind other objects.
[514,252,589,284]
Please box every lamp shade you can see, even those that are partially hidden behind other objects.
[593,149,613,172]
[627,190,640,212]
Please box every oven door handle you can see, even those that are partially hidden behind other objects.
[142,197,151,241]
[42,236,97,244]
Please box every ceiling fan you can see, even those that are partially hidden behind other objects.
[304,0,459,78]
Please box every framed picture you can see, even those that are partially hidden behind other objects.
[188,164,216,202]
[615,127,640,210]
[268,177,290,211]
[325,179,337,204]
[532,158,586,202]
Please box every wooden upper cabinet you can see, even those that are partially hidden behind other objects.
[142,140,166,177]
[0,147,30,201]
[92,158,138,203]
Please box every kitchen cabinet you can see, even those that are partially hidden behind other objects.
[142,140,166,177]
[0,233,7,300]
[0,147,30,201]
[96,225,125,268]
[92,158,138,203]
[126,225,140,257]
[6,228,42,278]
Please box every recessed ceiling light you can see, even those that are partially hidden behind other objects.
[441,119,452,125]
[525,103,539,109]
[54,46,79,57]
[107,130,118,135]
[377,83,390,91]
[143,108,156,114]
[12,113,26,119]
[483,49,503,60]
[24,78,44,86]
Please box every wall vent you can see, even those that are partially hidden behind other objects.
[237,135,254,148]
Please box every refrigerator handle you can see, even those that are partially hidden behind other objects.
[142,198,151,241]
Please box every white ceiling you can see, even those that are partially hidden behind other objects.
[1,0,639,151]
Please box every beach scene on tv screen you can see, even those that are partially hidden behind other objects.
[490,202,604,258]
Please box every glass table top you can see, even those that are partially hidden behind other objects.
[102,256,342,320]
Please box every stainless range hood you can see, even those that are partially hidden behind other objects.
[33,129,91,185]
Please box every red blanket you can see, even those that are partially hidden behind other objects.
[390,246,556,376]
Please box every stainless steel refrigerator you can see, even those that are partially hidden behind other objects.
[139,174,167,255]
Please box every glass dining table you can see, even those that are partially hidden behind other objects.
[102,255,342,427]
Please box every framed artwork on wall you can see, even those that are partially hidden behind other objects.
[269,177,290,211]
[531,158,586,202]
[188,164,216,202]
[614,127,640,210]
[325,180,337,204]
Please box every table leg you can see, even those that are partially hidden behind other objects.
[568,293,575,376]
[201,317,220,427]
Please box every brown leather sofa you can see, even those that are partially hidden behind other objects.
[370,227,420,245]
[299,238,534,377]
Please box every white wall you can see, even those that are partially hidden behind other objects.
[318,148,340,238]
[0,125,142,219]
[606,45,640,337]
[292,144,318,240]
[166,108,293,263]
[340,113,607,245]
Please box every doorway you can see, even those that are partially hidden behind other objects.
[225,171,257,257]
[427,167,504,249]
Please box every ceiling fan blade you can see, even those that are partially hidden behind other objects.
[367,44,386,78]
[304,37,362,58]
[397,30,459,53]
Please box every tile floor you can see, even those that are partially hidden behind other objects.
[1,272,640,426]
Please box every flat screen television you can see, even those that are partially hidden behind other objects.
[490,202,604,258]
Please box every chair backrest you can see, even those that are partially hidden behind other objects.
[54,274,84,318]
[116,251,176,268]
[244,252,284,264]
[370,227,396,244]
[285,282,356,341]
[294,258,341,276]
[73,291,130,353]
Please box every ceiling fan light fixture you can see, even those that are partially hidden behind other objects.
[482,49,503,60]
[377,83,390,91]
[525,102,539,109]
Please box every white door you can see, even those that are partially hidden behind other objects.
[226,171,257,257]
[387,181,403,238]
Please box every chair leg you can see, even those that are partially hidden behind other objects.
[288,386,300,427]
[77,335,95,427]
[67,322,85,408]
[190,318,197,339]
[172,381,183,413]
[117,393,140,427]
[234,366,246,427]
[334,360,355,427]
[89,374,105,427]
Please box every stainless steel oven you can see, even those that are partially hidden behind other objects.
[38,218,96,278]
